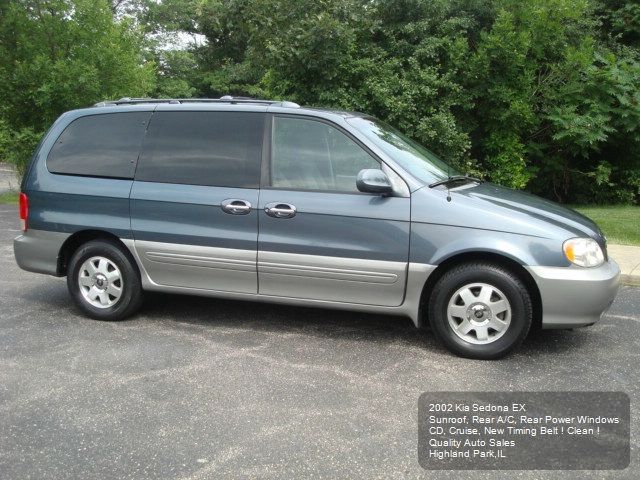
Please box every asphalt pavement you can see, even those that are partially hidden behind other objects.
[1,204,639,479]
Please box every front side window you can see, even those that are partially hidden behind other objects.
[136,111,264,188]
[271,116,379,192]
[47,112,150,179]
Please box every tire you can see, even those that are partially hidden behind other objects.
[66,239,143,321]
[427,262,532,359]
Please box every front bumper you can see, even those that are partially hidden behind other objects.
[526,260,620,329]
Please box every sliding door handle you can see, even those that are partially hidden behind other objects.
[221,199,252,215]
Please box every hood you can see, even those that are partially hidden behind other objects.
[413,182,605,244]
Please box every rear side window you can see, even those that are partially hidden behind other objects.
[136,111,264,188]
[47,112,149,179]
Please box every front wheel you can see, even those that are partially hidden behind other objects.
[67,239,143,321]
[428,262,532,359]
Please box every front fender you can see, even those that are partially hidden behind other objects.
[409,222,568,267]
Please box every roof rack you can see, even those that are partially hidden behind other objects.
[93,96,300,108]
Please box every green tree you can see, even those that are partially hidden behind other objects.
[468,0,640,201]
[152,0,639,203]
[3,0,639,204]
[0,0,155,174]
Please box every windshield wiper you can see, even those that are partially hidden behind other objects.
[428,175,483,188]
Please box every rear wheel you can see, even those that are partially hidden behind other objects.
[67,240,143,320]
[428,262,532,359]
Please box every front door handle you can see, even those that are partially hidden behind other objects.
[221,199,252,215]
[265,202,297,219]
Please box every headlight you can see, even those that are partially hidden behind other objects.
[563,238,605,267]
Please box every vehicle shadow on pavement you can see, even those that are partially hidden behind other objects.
[142,292,430,347]
[138,291,590,357]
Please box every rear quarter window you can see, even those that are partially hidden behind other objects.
[47,112,150,179]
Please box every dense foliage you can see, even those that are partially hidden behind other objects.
[0,0,154,174]
[1,0,639,204]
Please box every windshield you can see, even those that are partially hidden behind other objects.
[347,116,459,183]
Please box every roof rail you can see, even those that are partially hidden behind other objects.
[93,96,300,108]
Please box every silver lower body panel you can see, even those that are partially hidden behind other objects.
[258,251,407,307]
[526,260,620,328]
[14,229,70,276]
[123,236,433,326]
[133,240,257,294]
[18,231,620,332]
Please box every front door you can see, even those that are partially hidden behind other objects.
[130,109,265,294]
[258,115,411,306]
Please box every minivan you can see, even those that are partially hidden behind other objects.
[14,97,620,359]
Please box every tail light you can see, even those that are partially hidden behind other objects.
[19,193,28,231]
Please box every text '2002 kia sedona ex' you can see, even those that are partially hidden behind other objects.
[14,97,620,359]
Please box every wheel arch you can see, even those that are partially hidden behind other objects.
[418,251,542,331]
[57,230,130,276]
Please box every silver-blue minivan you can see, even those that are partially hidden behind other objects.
[14,97,620,359]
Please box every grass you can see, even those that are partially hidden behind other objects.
[0,191,18,204]
[572,205,640,246]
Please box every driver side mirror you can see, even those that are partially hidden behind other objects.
[356,169,393,196]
